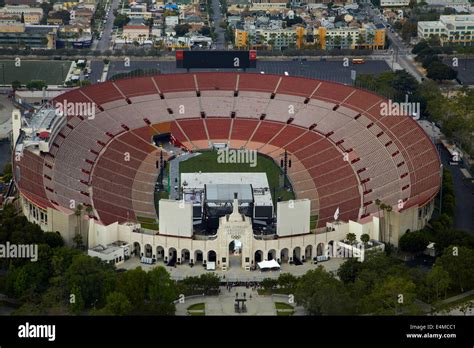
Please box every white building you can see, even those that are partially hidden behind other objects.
[380,0,410,7]
[418,15,474,46]
[165,15,179,28]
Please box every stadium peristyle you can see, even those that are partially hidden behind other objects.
[12,72,441,271]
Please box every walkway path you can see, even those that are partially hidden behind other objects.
[120,255,345,281]
[176,286,277,315]
[169,152,201,199]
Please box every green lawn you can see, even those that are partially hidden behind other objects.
[0,60,72,85]
[275,302,294,316]
[137,216,159,231]
[179,151,295,202]
[187,302,205,316]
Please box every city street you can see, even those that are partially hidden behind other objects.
[210,0,226,49]
[95,0,120,52]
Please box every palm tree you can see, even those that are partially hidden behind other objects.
[346,33,353,49]
[334,35,342,49]
[375,199,382,241]
[356,34,365,48]
[74,204,83,248]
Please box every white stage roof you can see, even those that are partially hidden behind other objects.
[257,259,281,270]
[181,172,273,206]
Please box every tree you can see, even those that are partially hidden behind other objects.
[65,254,116,308]
[74,204,84,247]
[337,258,363,283]
[26,80,46,90]
[425,264,450,302]
[69,284,85,313]
[361,234,370,247]
[113,14,130,28]
[198,273,220,295]
[261,278,278,292]
[174,24,190,37]
[277,273,298,293]
[412,40,429,54]
[101,291,133,315]
[362,276,420,315]
[50,10,70,25]
[426,61,457,81]
[295,267,353,315]
[199,26,211,36]
[42,232,64,248]
[437,246,474,292]
[147,266,177,315]
[399,231,429,254]
[72,233,83,249]
[346,233,356,245]
[11,80,22,90]
[116,267,148,310]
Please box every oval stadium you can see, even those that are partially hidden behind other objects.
[12,72,441,271]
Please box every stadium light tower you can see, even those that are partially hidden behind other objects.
[280,149,292,189]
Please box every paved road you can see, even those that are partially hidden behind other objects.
[169,152,201,199]
[95,0,120,52]
[210,0,225,49]
[438,144,474,234]
[365,3,424,82]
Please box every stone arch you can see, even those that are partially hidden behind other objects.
[280,248,289,263]
[144,244,153,258]
[305,245,313,261]
[133,242,141,257]
[267,249,276,261]
[316,242,324,256]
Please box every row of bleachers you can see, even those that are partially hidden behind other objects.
[196,73,237,91]
[264,96,305,123]
[293,138,331,161]
[234,93,271,118]
[268,125,306,148]
[205,118,231,140]
[343,89,384,114]
[201,92,234,117]
[250,121,285,144]
[230,119,259,140]
[177,119,208,141]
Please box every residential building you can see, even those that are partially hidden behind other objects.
[0,5,43,24]
[417,15,474,46]
[165,15,179,27]
[318,23,385,49]
[235,26,305,49]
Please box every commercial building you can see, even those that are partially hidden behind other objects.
[0,22,58,49]
[418,15,474,46]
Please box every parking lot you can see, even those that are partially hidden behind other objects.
[442,58,474,86]
[101,59,392,84]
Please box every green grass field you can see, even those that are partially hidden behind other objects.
[275,302,294,316]
[179,151,295,202]
[187,303,205,316]
[0,60,72,85]
[137,216,159,231]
